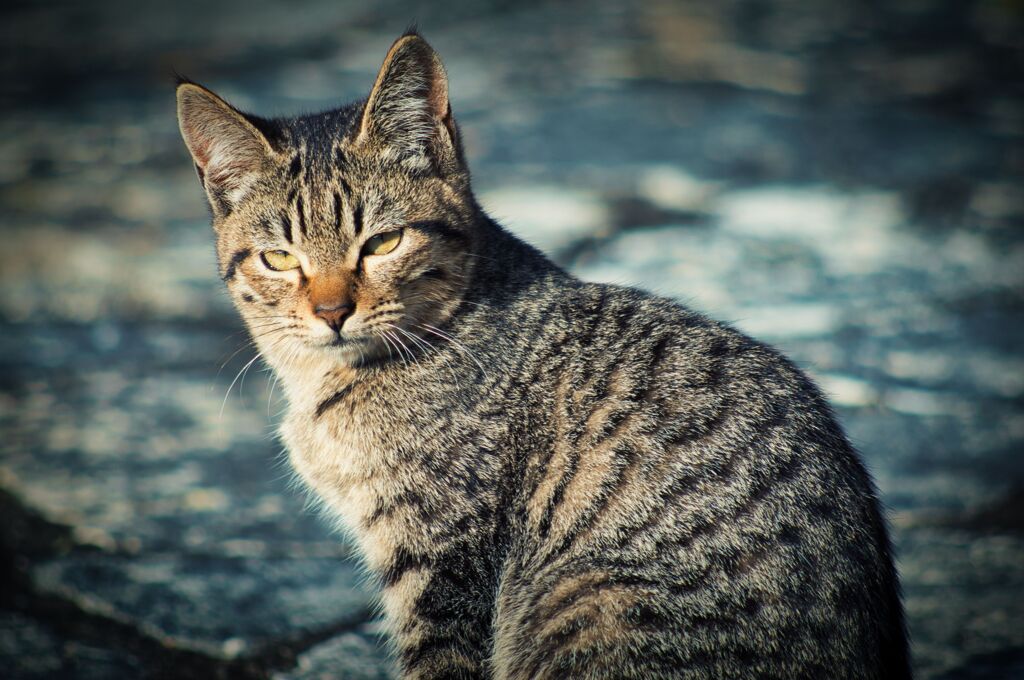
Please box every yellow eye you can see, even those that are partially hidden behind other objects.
[363,230,402,257]
[262,250,300,271]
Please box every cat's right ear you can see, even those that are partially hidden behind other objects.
[176,81,276,218]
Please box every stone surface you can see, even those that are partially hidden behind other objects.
[272,624,396,680]
[898,528,1024,680]
[1,0,1022,677]
[0,611,144,680]
[30,554,373,659]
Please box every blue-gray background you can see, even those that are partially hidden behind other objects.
[1,1,1022,678]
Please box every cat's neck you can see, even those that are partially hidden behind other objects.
[459,216,568,317]
[264,345,359,409]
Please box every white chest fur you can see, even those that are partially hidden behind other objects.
[281,407,422,575]
[280,407,374,528]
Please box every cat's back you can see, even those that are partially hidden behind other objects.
[494,282,909,679]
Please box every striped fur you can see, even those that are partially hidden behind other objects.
[177,31,910,680]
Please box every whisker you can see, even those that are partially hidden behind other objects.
[383,325,420,368]
[389,325,432,357]
[384,330,412,366]
[374,329,397,364]
[391,325,462,390]
[416,323,490,379]
[220,352,263,419]
[267,368,281,418]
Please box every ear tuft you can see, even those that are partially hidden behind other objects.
[357,34,458,173]
[176,83,275,214]
[173,71,195,89]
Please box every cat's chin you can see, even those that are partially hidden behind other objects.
[311,336,379,367]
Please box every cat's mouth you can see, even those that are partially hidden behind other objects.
[322,334,370,348]
[307,334,385,367]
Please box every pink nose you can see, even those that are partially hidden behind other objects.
[315,301,354,331]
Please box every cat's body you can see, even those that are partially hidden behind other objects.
[177,32,910,680]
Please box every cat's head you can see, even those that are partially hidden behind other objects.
[176,32,477,369]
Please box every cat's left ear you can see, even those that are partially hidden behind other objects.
[355,32,462,174]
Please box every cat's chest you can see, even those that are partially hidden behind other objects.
[280,383,442,512]
[279,403,385,524]
[279,388,476,571]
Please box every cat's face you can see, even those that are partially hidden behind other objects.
[178,34,475,368]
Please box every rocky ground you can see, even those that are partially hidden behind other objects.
[1,0,1023,678]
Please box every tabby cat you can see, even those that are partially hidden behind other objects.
[176,31,910,680]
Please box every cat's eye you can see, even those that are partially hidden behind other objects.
[262,250,301,271]
[362,230,403,257]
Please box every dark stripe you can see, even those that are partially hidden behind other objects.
[338,177,352,197]
[400,634,482,676]
[256,216,275,234]
[577,288,609,355]
[400,633,455,666]
[336,147,348,169]
[315,382,359,418]
[401,630,477,675]
[288,154,302,178]
[365,489,427,528]
[296,194,307,238]
[410,220,469,246]
[353,202,363,236]
[536,573,613,624]
[521,626,595,678]
[413,554,485,624]
[515,304,571,489]
[621,419,794,555]
[222,248,251,281]
[382,547,430,587]
[333,191,342,231]
[637,334,673,407]
[550,444,635,556]
[418,267,446,281]
[281,213,293,243]
[535,371,626,538]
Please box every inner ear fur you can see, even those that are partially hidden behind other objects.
[176,82,278,213]
[356,33,460,172]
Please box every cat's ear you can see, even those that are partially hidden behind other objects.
[176,81,276,216]
[355,32,461,174]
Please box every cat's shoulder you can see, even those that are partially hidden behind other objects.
[574,280,756,350]
[577,281,829,401]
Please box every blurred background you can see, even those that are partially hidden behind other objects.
[1,0,1022,678]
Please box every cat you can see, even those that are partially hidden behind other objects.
[176,31,911,680]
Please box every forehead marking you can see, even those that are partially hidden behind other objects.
[222,248,251,282]
[296,193,308,239]
[281,213,293,243]
[333,191,343,232]
[353,201,364,237]
[338,177,352,197]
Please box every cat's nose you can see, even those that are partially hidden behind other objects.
[314,301,354,332]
